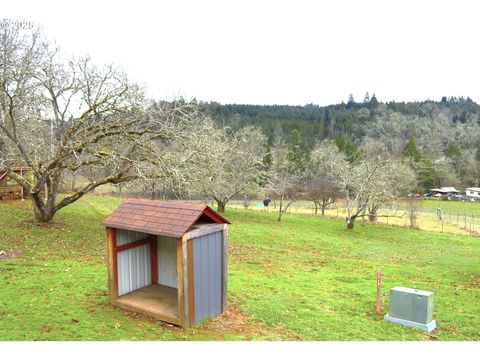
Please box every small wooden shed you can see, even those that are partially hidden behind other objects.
[103,198,230,327]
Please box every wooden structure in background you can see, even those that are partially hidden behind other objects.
[103,198,230,327]
[0,166,31,200]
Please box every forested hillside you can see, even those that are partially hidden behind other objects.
[199,95,480,190]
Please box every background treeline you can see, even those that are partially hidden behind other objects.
[195,95,480,191]
[5,23,478,227]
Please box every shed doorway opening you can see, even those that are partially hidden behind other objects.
[111,229,180,324]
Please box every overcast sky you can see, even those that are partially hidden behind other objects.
[3,0,480,105]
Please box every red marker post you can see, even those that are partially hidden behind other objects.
[376,269,382,316]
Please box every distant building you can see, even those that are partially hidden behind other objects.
[429,187,460,196]
[466,187,480,199]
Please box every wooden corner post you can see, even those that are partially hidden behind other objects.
[177,235,190,328]
[106,227,118,301]
[182,234,190,327]
[222,224,228,313]
[187,239,195,325]
[150,235,158,285]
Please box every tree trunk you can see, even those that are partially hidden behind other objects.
[150,182,156,200]
[217,200,226,213]
[313,201,318,215]
[321,198,334,216]
[346,216,356,229]
[33,208,55,222]
[31,194,56,223]
[368,204,379,222]
[30,174,61,223]
[243,195,249,209]
[277,196,283,222]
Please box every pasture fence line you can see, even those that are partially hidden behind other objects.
[229,198,480,238]
[88,189,480,238]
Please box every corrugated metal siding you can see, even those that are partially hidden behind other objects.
[192,230,223,322]
[116,229,151,296]
[116,229,145,246]
[157,236,178,288]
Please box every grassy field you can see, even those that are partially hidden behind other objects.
[229,198,480,237]
[0,195,479,340]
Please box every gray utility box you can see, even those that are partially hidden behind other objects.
[384,286,436,332]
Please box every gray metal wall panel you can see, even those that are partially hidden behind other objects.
[116,229,145,246]
[193,230,223,322]
[157,236,178,288]
[116,229,151,296]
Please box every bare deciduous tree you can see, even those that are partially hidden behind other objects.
[266,172,304,222]
[192,126,267,212]
[265,131,308,221]
[0,26,214,222]
[333,154,398,229]
[308,141,346,215]
[406,197,422,229]
[366,161,416,222]
[304,175,338,215]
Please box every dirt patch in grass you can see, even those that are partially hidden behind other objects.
[452,275,480,291]
[41,326,54,333]
[114,298,294,340]
[0,249,21,260]
[18,219,67,230]
[191,302,283,339]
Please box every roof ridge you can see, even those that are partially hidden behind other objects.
[124,198,207,209]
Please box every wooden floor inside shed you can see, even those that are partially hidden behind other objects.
[114,284,179,324]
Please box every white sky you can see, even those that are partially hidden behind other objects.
[3,0,480,106]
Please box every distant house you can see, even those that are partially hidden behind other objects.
[429,187,460,196]
[466,187,480,199]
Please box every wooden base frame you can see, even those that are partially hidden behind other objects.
[112,284,181,326]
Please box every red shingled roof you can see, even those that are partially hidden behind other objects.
[102,198,230,238]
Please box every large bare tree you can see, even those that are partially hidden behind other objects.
[266,172,304,221]
[304,175,338,215]
[0,26,212,222]
[334,154,399,229]
[193,126,267,212]
[265,130,308,221]
[308,140,346,215]
[366,160,416,222]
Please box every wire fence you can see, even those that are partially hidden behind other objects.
[229,198,480,237]
[88,186,480,237]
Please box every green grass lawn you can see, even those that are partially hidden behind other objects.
[230,198,480,236]
[1,195,479,340]
[421,198,480,214]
